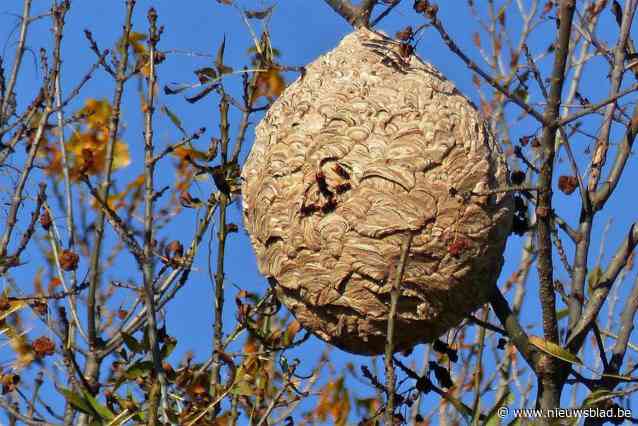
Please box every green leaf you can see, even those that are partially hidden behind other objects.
[231,379,255,396]
[84,392,115,421]
[529,335,583,365]
[484,391,514,426]
[601,372,638,382]
[582,389,622,407]
[514,87,529,103]
[125,361,154,380]
[160,337,177,359]
[160,105,186,136]
[60,388,95,416]
[121,332,142,353]
[556,308,569,321]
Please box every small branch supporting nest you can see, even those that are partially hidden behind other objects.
[323,0,377,28]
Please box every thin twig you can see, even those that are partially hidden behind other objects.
[384,232,413,424]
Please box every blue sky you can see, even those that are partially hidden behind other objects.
[2,0,638,424]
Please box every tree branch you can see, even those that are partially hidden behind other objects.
[567,222,638,351]
[587,0,637,192]
[322,0,377,28]
[428,15,547,125]
[384,232,413,424]
[591,103,638,210]
[534,0,576,409]
[489,285,538,371]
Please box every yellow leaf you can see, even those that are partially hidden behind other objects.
[529,335,582,365]
[172,146,209,162]
[0,300,27,321]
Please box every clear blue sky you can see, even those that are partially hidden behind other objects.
[2,0,638,424]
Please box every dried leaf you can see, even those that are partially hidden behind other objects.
[32,336,55,357]
[60,250,79,271]
[251,67,285,104]
[185,85,217,104]
[215,36,233,75]
[244,6,274,20]
[558,175,578,195]
[164,83,193,95]
[194,67,218,84]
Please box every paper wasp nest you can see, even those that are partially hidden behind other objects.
[242,29,513,355]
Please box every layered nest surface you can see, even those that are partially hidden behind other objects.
[242,28,513,355]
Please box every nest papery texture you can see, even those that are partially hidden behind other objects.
[242,28,513,355]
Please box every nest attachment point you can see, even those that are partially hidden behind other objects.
[242,28,513,355]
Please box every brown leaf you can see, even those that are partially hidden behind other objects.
[165,240,184,260]
[32,336,55,358]
[396,26,413,42]
[251,67,285,104]
[40,210,52,230]
[244,6,274,20]
[472,32,481,48]
[541,1,554,16]
[60,250,79,271]
[558,175,578,195]
[179,191,203,208]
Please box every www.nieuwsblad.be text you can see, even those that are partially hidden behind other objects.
[497,406,632,421]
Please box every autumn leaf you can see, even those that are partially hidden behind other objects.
[0,307,35,369]
[118,31,147,56]
[558,175,578,195]
[32,336,55,358]
[316,377,350,425]
[251,67,285,104]
[60,250,79,271]
[42,99,130,180]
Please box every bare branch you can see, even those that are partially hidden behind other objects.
[427,15,547,125]
[606,275,638,382]
[384,232,413,424]
[567,222,638,351]
[592,103,638,210]
[0,0,33,123]
[489,284,538,371]
[557,83,638,127]
[587,0,637,192]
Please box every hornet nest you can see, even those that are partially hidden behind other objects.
[241,28,513,355]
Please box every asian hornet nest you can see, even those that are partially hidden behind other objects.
[241,28,513,355]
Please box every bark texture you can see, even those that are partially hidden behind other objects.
[242,28,513,355]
